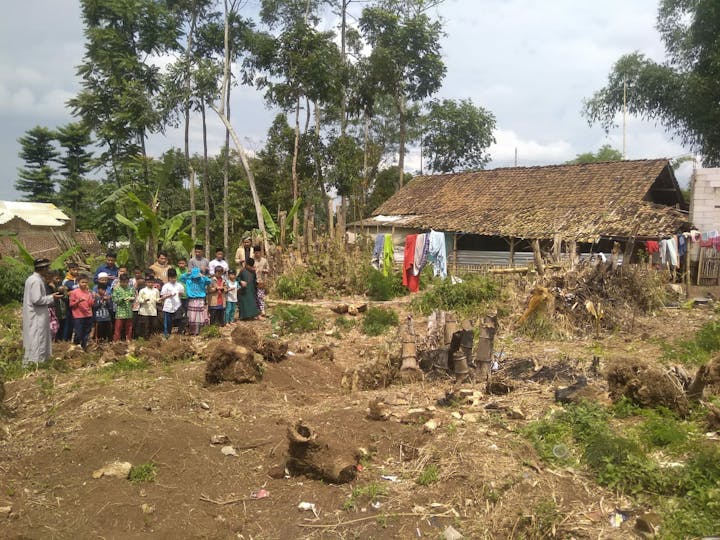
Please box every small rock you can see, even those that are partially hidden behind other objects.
[210,435,230,445]
[45,419,55,427]
[218,408,233,418]
[423,419,439,433]
[267,465,287,479]
[221,445,238,457]
[92,461,132,479]
[141,503,155,514]
[462,413,480,423]
[109,430,119,436]
[507,408,526,420]
[451,411,462,419]
[0,506,11,516]
[200,402,210,410]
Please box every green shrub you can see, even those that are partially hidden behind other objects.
[367,269,405,301]
[0,303,24,380]
[416,464,440,486]
[638,411,690,449]
[662,320,720,365]
[361,306,399,336]
[275,268,322,300]
[272,305,318,334]
[410,273,499,317]
[129,462,157,483]
[335,316,356,331]
[0,260,29,305]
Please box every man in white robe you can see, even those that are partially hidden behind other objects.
[22,258,60,366]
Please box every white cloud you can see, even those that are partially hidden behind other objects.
[489,129,574,167]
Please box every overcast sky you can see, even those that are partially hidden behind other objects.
[0,0,694,202]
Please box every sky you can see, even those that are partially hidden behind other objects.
[0,0,695,202]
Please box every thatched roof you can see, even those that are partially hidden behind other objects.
[372,159,689,241]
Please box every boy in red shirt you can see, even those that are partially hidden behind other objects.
[69,275,94,350]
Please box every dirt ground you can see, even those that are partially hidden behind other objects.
[0,299,716,539]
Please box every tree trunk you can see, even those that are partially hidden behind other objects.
[186,105,196,241]
[285,421,357,484]
[397,96,406,189]
[532,239,545,276]
[292,97,301,240]
[201,101,211,251]
[223,71,231,252]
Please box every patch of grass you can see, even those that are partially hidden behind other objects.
[272,304,318,334]
[343,482,388,510]
[361,306,399,336]
[100,355,149,375]
[661,320,720,365]
[416,464,440,486]
[517,498,562,539]
[335,316,356,331]
[637,410,691,450]
[367,269,405,301]
[200,325,222,339]
[516,316,564,340]
[275,268,322,300]
[129,462,157,484]
[410,273,499,318]
[36,374,55,396]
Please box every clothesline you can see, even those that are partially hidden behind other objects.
[371,230,449,291]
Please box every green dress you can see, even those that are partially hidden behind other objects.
[238,268,260,320]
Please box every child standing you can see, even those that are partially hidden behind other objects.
[69,276,94,350]
[224,270,239,324]
[180,268,211,335]
[253,246,269,318]
[93,284,114,343]
[160,269,184,338]
[112,273,135,341]
[207,266,226,326]
[136,279,160,339]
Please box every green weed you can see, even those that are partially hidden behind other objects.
[101,355,149,375]
[343,482,388,510]
[410,273,499,318]
[367,269,405,301]
[272,304,318,334]
[275,268,322,300]
[129,462,157,483]
[335,316,356,331]
[517,498,561,539]
[662,320,720,365]
[200,325,222,339]
[416,464,440,486]
[361,307,399,336]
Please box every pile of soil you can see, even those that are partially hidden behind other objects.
[136,335,197,364]
[341,355,400,391]
[205,341,264,384]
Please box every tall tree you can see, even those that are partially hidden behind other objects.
[566,144,623,165]
[16,126,58,202]
[69,0,180,186]
[360,1,446,188]
[584,0,720,164]
[422,98,495,173]
[54,122,94,215]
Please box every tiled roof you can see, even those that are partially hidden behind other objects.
[372,159,689,240]
[0,201,70,227]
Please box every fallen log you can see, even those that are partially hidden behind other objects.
[285,421,358,484]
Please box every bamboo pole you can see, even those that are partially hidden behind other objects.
[509,237,515,267]
[452,233,458,276]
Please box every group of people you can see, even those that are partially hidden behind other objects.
[21,239,270,365]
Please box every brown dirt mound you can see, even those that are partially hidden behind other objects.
[205,341,263,384]
[341,355,400,391]
[260,340,288,363]
[607,359,689,416]
[136,336,196,364]
[230,325,260,350]
[312,345,334,362]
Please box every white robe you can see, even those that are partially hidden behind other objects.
[22,272,55,365]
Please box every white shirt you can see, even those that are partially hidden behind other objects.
[137,287,160,316]
[208,258,229,275]
[161,282,184,313]
[225,279,238,303]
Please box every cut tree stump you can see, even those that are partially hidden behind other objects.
[205,342,264,385]
[285,421,358,484]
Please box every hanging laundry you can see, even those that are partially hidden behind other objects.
[413,233,428,276]
[427,230,447,279]
[690,230,701,242]
[371,234,384,269]
[403,235,420,293]
[382,234,394,276]
[677,234,687,257]
[645,240,659,254]
[659,238,679,268]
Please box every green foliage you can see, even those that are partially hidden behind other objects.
[200,325,222,339]
[416,463,440,486]
[361,306,398,336]
[410,274,499,318]
[15,126,59,202]
[272,305,318,334]
[261,197,302,244]
[129,462,157,483]
[662,320,720,365]
[335,316,356,331]
[422,98,496,173]
[367,269,405,301]
[0,261,29,305]
[638,410,690,449]
[275,268,322,300]
[517,499,561,539]
[101,355,150,375]
[344,482,388,510]
[566,144,622,164]
[584,1,720,164]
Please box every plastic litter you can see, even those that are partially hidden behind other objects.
[381,475,399,482]
[250,489,270,499]
[443,525,463,540]
[609,510,628,528]
[298,502,318,517]
[552,444,569,459]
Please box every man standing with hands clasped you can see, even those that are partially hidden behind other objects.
[22,258,63,365]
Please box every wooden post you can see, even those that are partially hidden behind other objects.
[452,233,458,276]
[279,211,287,249]
[308,208,315,247]
[509,237,515,267]
[532,239,544,276]
[568,239,578,269]
[552,234,561,264]
[328,199,334,241]
[302,207,309,255]
[475,314,497,381]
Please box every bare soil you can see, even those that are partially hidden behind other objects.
[0,301,716,539]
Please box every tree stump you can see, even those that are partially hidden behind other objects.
[285,421,358,484]
[205,342,264,385]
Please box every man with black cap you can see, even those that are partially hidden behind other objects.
[188,244,210,273]
[22,258,63,365]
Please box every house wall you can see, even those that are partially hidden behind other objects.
[691,168,720,232]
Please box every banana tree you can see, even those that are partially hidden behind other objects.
[261,198,303,245]
[1,232,81,271]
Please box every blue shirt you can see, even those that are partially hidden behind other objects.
[94,263,119,283]
[179,268,212,298]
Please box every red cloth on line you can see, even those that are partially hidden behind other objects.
[645,240,659,254]
[403,234,420,293]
